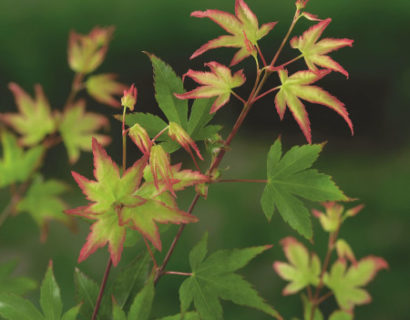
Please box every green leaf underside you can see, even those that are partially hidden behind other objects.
[1,83,55,146]
[59,101,110,163]
[17,175,70,240]
[0,131,44,188]
[274,237,321,295]
[74,268,111,320]
[0,260,36,296]
[179,233,279,320]
[260,139,347,238]
[323,257,388,310]
[0,264,80,320]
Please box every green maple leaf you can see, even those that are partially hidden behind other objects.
[0,260,36,296]
[16,175,73,241]
[324,256,388,311]
[179,233,280,320]
[0,262,80,320]
[274,69,353,143]
[59,100,110,163]
[191,0,277,66]
[328,310,353,320]
[290,18,353,77]
[273,237,321,295]
[156,312,199,320]
[260,139,347,238]
[68,138,197,265]
[175,61,246,113]
[0,131,44,188]
[1,83,56,146]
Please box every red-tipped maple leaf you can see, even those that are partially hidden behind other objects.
[67,138,197,264]
[191,0,277,65]
[290,18,353,77]
[1,83,56,146]
[85,73,127,108]
[175,62,245,113]
[274,68,353,143]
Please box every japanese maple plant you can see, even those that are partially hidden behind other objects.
[0,0,387,319]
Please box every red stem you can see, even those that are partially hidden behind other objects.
[91,259,112,320]
[163,271,193,276]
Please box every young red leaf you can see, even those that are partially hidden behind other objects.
[191,0,277,66]
[290,18,353,77]
[312,201,344,232]
[149,145,175,196]
[168,122,203,161]
[121,84,138,111]
[129,123,152,157]
[324,256,388,310]
[1,83,56,146]
[175,62,245,113]
[275,68,353,143]
[59,100,110,163]
[273,237,321,295]
[85,73,127,108]
[68,26,114,74]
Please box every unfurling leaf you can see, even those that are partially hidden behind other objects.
[312,202,344,233]
[59,100,110,163]
[0,260,36,296]
[335,239,356,265]
[129,123,152,157]
[16,175,73,241]
[121,84,138,111]
[1,83,56,146]
[275,69,353,143]
[149,145,175,196]
[168,122,203,161]
[260,139,347,238]
[274,237,321,295]
[0,131,44,188]
[191,0,277,65]
[175,62,245,113]
[179,233,280,320]
[324,256,388,310]
[68,26,114,74]
[68,139,197,264]
[85,74,127,108]
[0,262,80,320]
[290,18,353,77]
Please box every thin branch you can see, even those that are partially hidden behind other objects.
[91,259,112,320]
[231,91,247,104]
[316,291,333,305]
[152,126,169,143]
[143,236,158,269]
[253,86,280,103]
[256,44,267,67]
[64,72,84,110]
[213,179,267,184]
[272,54,304,71]
[163,271,193,277]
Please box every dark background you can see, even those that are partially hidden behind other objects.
[0,0,409,319]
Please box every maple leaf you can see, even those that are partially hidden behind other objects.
[260,139,347,238]
[1,83,56,146]
[68,138,197,264]
[191,0,277,66]
[0,131,44,188]
[85,74,127,108]
[179,233,280,320]
[273,237,321,295]
[0,260,36,296]
[175,62,246,113]
[290,18,353,77]
[324,256,388,311]
[274,69,353,143]
[16,175,74,242]
[0,262,81,320]
[59,100,110,163]
[68,26,114,74]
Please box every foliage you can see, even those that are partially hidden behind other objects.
[0,0,387,319]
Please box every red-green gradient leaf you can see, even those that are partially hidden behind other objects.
[290,18,353,77]
[191,0,277,65]
[275,69,353,143]
[175,62,245,113]
[1,83,56,146]
[85,73,127,108]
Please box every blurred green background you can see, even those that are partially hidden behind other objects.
[0,0,409,319]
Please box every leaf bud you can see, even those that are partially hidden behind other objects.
[129,123,152,156]
[121,84,138,111]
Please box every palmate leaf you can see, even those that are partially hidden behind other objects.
[0,131,44,188]
[0,83,56,146]
[85,73,127,108]
[273,237,321,295]
[0,260,36,296]
[16,175,73,241]
[290,18,353,77]
[59,100,110,163]
[191,0,277,66]
[179,233,280,320]
[0,263,80,320]
[175,61,246,113]
[324,256,388,311]
[68,138,197,265]
[275,69,353,144]
[260,139,347,238]
[156,312,200,320]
